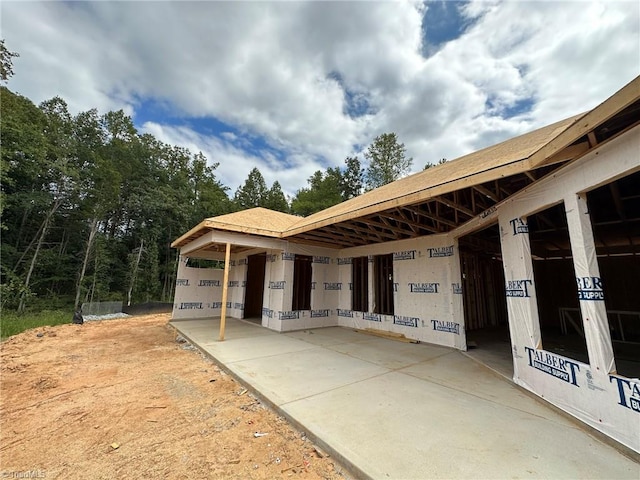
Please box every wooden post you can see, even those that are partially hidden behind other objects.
[219,242,231,341]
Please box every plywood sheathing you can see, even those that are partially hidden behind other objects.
[172,207,301,248]
[286,114,584,238]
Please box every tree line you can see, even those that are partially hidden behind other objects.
[1,42,416,312]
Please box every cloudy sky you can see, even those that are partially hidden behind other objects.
[3,1,638,197]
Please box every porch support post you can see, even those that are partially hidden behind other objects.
[219,242,231,341]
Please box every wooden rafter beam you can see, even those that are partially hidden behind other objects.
[453,191,459,223]
[326,222,395,242]
[379,212,430,235]
[293,225,364,246]
[528,77,639,169]
[466,187,491,212]
[289,233,351,248]
[434,196,475,219]
[499,184,514,198]
[393,208,442,233]
[317,225,371,244]
[471,187,476,212]
[354,217,410,239]
[533,141,590,168]
[331,223,387,242]
[385,209,440,234]
[402,205,457,229]
[378,214,417,235]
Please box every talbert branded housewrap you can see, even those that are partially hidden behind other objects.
[171,77,640,453]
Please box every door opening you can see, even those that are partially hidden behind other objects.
[459,223,511,377]
[244,253,266,320]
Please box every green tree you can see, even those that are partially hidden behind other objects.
[341,156,364,200]
[0,87,47,231]
[0,39,19,83]
[233,167,268,210]
[17,96,79,311]
[364,133,412,190]
[264,181,289,213]
[291,169,343,216]
[0,89,49,308]
[0,85,237,311]
[72,108,115,309]
[424,158,447,170]
[189,151,231,223]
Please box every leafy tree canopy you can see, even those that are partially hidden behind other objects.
[341,156,364,200]
[264,181,290,213]
[364,133,412,190]
[233,167,290,213]
[291,169,343,217]
[233,167,268,210]
[0,63,422,312]
[424,158,447,170]
[0,39,19,83]
[1,85,232,310]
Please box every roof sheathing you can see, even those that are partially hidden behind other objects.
[171,207,300,248]
[283,114,583,237]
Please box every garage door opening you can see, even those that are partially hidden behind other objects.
[459,223,511,377]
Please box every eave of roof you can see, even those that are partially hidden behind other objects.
[171,207,301,248]
[283,114,584,237]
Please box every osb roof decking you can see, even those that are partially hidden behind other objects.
[172,207,301,247]
[287,114,583,236]
[172,76,640,251]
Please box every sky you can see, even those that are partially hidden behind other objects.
[3,1,639,198]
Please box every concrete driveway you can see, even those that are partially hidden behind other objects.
[170,317,639,479]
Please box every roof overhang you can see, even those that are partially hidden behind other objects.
[177,229,289,260]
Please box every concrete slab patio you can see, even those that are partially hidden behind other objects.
[170,317,639,479]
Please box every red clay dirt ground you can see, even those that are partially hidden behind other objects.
[0,313,348,479]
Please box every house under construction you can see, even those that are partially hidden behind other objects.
[171,77,640,453]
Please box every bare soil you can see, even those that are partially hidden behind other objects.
[0,314,347,479]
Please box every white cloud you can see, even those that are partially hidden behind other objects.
[3,0,638,195]
[140,121,325,199]
[400,0,639,165]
